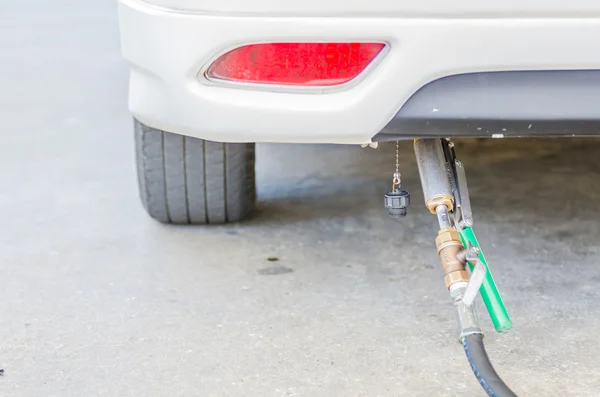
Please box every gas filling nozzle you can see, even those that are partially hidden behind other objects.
[413,139,511,334]
[409,140,517,396]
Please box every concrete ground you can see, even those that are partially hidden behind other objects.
[3,1,600,396]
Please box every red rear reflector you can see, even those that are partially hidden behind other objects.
[206,42,385,86]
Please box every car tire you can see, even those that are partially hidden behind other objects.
[134,120,256,224]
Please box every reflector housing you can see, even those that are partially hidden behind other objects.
[206,42,385,86]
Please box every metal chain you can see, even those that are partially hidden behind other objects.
[395,140,399,174]
[392,140,401,192]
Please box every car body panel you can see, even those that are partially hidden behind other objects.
[135,0,600,17]
[119,0,600,143]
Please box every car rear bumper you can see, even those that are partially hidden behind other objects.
[119,0,600,144]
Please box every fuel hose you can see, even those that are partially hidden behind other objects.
[462,334,517,397]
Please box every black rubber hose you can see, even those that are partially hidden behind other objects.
[462,334,518,397]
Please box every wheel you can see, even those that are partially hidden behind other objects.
[134,120,256,224]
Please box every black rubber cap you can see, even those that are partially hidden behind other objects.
[384,190,410,219]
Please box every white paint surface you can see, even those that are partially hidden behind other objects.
[119,0,600,143]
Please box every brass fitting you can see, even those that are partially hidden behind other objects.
[426,194,454,214]
[436,228,469,289]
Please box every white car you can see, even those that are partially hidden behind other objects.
[118,0,600,224]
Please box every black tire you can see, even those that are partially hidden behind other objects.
[134,120,256,224]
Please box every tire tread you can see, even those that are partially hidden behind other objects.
[134,120,255,224]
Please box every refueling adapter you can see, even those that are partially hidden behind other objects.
[384,138,516,397]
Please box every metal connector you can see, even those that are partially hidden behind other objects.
[451,286,483,341]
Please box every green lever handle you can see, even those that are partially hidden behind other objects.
[459,227,512,333]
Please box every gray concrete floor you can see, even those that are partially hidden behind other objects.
[3,2,600,396]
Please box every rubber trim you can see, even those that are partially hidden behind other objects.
[373,119,600,141]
